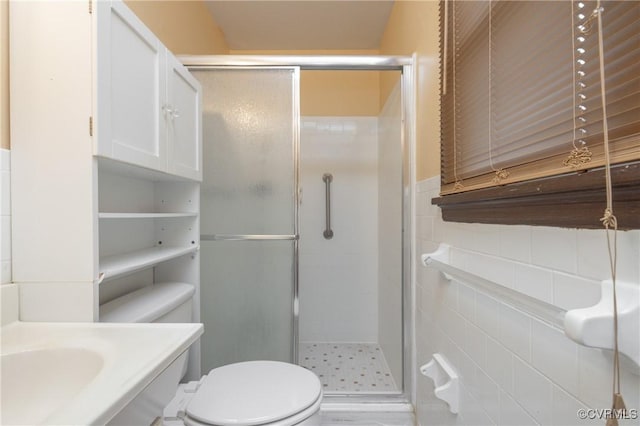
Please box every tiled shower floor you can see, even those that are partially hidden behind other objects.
[299,342,398,393]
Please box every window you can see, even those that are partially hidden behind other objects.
[433,0,640,229]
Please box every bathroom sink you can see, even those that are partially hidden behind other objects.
[1,348,104,425]
[0,321,203,425]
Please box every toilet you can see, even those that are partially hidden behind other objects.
[164,360,322,426]
[100,282,323,426]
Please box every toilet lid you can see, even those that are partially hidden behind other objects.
[186,361,322,426]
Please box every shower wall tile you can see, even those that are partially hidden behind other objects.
[514,264,553,304]
[531,319,579,396]
[464,322,486,370]
[299,116,379,344]
[474,292,500,339]
[498,304,531,363]
[463,224,502,256]
[485,337,513,395]
[475,367,500,423]
[498,225,531,263]
[552,272,601,310]
[499,390,538,426]
[576,229,640,283]
[530,226,578,274]
[513,356,553,425]
[415,175,640,426]
[1,149,11,285]
[551,386,590,426]
[457,283,475,322]
[459,385,494,426]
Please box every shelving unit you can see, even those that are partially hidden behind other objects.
[99,212,198,219]
[11,0,202,381]
[97,162,200,289]
[100,246,198,281]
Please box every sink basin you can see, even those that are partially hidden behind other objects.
[0,321,203,425]
[1,348,104,425]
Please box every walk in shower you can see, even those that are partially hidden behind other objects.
[297,77,404,394]
[188,57,413,402]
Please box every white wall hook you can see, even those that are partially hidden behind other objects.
[564,279,640,369]
[421,244,452,280]
[420,353,459,414]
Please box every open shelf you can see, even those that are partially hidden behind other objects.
[100,246,198,281]
[100,282,195,323]
[99,212,197,219]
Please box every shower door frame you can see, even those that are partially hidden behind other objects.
[183,55,416,408]
[195,66,301,369]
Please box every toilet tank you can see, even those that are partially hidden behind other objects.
[101,283,196,426]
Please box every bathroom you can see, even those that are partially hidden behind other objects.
[1,1,639,425]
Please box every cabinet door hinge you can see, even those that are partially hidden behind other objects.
[88,0,92,14]
[89,116,93,136]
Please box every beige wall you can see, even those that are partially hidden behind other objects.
[2,1,440,162]
[300,70,379,117]
[124,6,381,117]
[232,50,381,117]
[124,0,228,54]
[1,0,9,150]
[1,0,228,151]
[379,0,440,181]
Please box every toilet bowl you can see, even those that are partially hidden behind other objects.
[164,360,322,426]
[101,283,322,425]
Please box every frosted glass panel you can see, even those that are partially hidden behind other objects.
[193,68,297,370]
[193,69,296,235]
[200,241,294,371]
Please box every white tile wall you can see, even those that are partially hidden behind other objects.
[416,175,640,426]
[1,148,11,284]
[299,117,379,343]
[1,283,19,325]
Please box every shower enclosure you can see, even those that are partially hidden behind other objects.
[297,79,404,394]
[187,57,413,404]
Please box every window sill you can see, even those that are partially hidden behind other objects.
[431,162,640,230]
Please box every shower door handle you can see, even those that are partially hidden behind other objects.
[323,173,333,239]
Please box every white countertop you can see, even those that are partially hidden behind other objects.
[0,321,203,425]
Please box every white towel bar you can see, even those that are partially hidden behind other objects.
[422,244,566,330]
[422,243,640,368]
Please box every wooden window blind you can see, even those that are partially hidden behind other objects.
[438,0,640,196]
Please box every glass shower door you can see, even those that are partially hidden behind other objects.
[192,68,299,372]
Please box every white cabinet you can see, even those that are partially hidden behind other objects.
[95,0,165,172]
[166,53,202,181]
[10,0,202,379]
[95,0,201,181]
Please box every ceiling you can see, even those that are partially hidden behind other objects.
[204,1,395,50]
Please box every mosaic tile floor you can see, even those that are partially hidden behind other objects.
[299,342,399,393]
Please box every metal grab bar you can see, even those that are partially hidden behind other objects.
[322,173,334,239]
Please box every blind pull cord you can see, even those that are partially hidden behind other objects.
[487,0,509,184]
[451,0,463,190]
[592,2,626,424]
[442,0,449,96]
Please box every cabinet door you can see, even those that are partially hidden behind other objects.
[166,52,202,181]
[96,0,167,172]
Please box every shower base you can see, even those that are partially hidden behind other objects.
[299,342,398,393]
